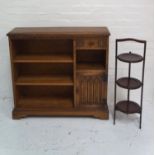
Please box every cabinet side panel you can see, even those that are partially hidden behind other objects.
[8,38,18,107]
[105,36,109,101]
[73,39,78,107]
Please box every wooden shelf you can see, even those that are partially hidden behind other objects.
[77,63,105,72]
[18,97,73,108]
[13,54,73,63]
[117,52,143,63]
[116,77,142,89]
[116,100,141,114]
[16,75,73,86]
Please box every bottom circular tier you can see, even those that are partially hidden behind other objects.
[116,100,141,114]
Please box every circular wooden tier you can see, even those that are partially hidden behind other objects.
[116,100,141,114]
[116,77,142,89]
[117,52,143,63]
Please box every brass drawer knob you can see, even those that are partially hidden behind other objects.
[88,41,95,47]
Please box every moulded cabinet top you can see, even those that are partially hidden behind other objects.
[7,27,110,39]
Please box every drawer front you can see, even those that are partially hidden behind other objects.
[76,38,107,49]
[76,72,107,107]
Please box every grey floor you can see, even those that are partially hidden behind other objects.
[0,97,153,155]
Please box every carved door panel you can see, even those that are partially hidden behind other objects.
[76,72,107,107]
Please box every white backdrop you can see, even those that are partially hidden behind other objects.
[0,0,153,105]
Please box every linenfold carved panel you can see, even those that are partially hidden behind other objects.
[76,72,107,106]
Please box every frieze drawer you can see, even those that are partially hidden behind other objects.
[76,38,107,49]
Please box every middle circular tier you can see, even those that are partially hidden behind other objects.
[116,77,142,89]
[117,52,143,63]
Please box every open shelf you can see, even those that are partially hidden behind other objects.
[13,54,73,63]
[16,85,74,108]
[16,75,73,86]
[15,63,73,86]
[116,100,141,114]
[116,77,142,89]
[117,52,143,63]
[76,49,106,72]
[12,39,73,63]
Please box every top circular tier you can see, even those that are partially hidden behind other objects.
[117,52,143,63]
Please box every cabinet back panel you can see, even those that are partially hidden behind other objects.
[12,39,73,55]
[77,50,106,63]
[16,63,73,76]
[17,86,73,98]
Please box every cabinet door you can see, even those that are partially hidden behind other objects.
[76,72,107,107]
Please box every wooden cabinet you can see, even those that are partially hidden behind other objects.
[7,27,110,119]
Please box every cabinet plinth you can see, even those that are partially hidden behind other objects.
[7,27,110,119]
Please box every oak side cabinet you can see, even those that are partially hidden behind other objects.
[7,27,110,119]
